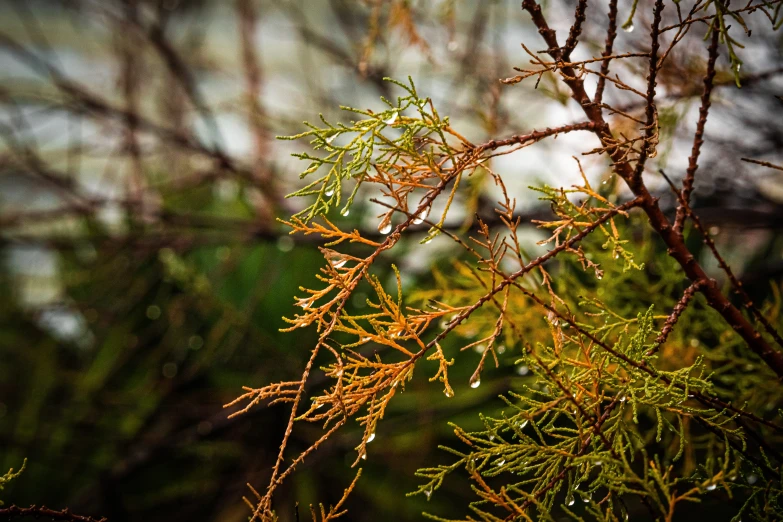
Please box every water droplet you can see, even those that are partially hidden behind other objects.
[379,222,392,235]
[332,258,347,269]
[325,134,337,144]
[361,452,367,460]
[325,186,335,197]
[424,488,432,499]
[367,432,376,443]
[361,336,371,343]
[497,345,506,354]
[735,63,742,72]
[444,388,454,398]
[619,394,627,403]
[297,299,311,309]
[516,365,529,376]
[412,207,429,225]
[447,40,458,52]
[707,483,717,491]
[602,180,607,185]
[519,419,529,428]
[384,112,398,125]
[583,494,590,503]
[421,236,434,245]
[489,435,495,441]
[623,23,634,33]
[747,474,757,484]
[496,459,505,466]
[340,208,350,217]
[470,377,481,389]
[473,344,486,354]
[567,495,575,506]
[596,273,603,280]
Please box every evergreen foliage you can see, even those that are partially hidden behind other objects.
[227,1,783,521]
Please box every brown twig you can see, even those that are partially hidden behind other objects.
[561,0,588,62]
[594,0,618,106]
[0,505,107,522]
[660,171,783,351]
[649,280,706,353]
[673,24,720,235]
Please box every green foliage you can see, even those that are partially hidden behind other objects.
[0,459,25,506]
[399,208,783,520]
[280,76,457,229]
[259,62,783,519]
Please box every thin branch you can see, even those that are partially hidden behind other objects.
[0,505,107,522]
[649,280,706,353]
[673,24,720,235]
[594,0,618,106]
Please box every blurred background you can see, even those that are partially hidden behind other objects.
[1,0,782,520]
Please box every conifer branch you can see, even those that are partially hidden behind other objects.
[520,0,783,378]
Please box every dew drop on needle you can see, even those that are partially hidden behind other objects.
[412,207,429,225]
